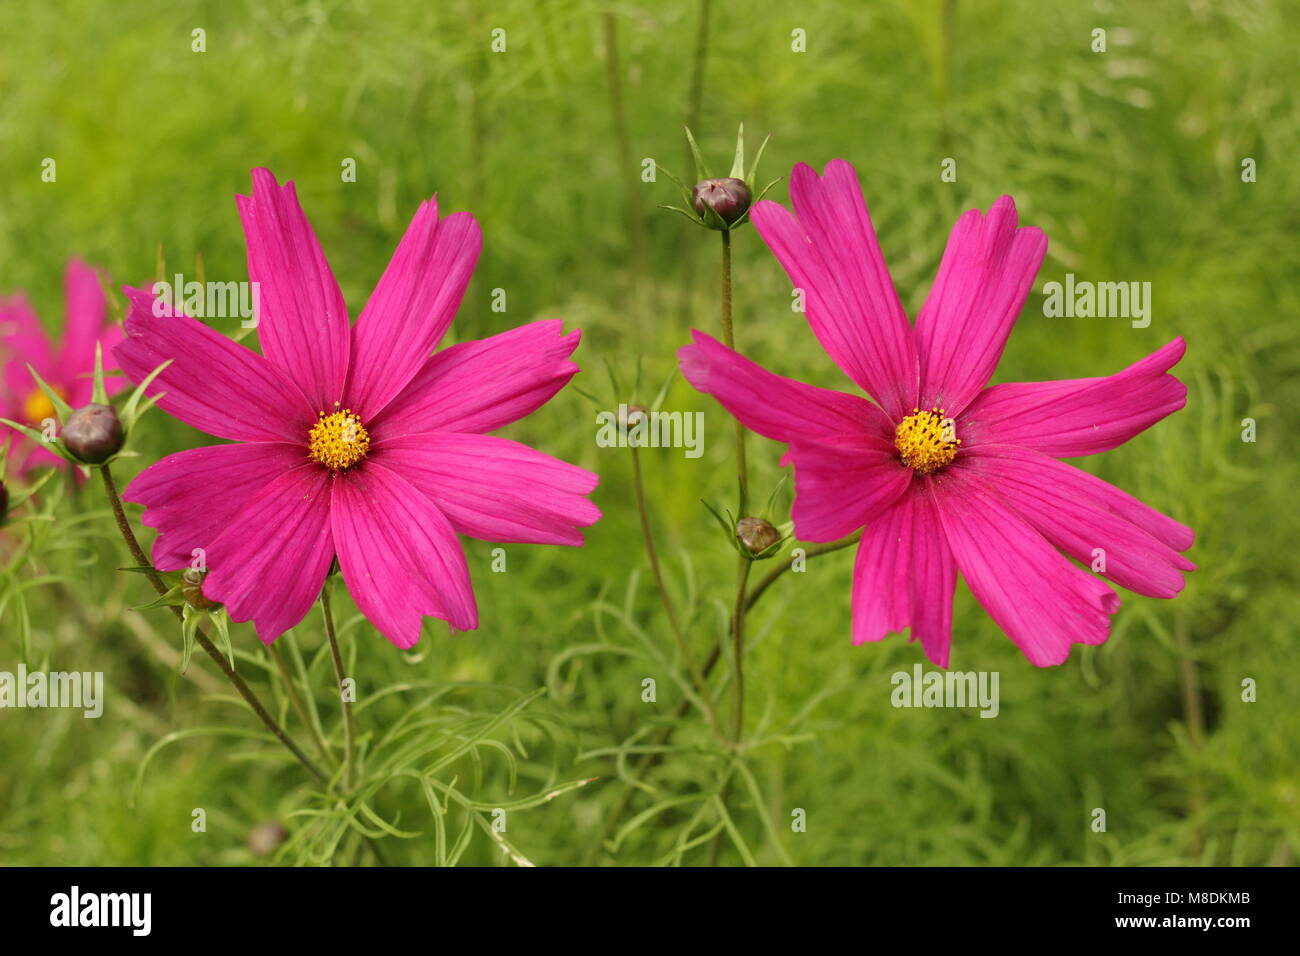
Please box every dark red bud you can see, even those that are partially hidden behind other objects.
[62,403,124,464]
[692,177,752,225]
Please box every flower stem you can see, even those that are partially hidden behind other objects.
[98,464,328,786]
[268,642,336,768]
[720,229,747,512]
[745,531,863,612]
[321,580,355,790]
[632,444,720,735]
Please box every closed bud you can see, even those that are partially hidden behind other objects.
[692,177,752,225]
[0,480,8,523]
[735,516,779,555]
[62,403,123,464]
[181,568,220,610]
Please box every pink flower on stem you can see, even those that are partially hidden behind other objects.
[679,160,1193,667]
[116,169,600,648]
[1,259,123,475]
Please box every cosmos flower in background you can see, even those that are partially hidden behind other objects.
[0,259,123,476]
[116,169,600,648]
[679,160,1194,667]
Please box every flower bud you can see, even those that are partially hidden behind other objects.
[181,568,220,610]
[735,516,779,555]
[0,480,8,523]
[247,820,287,857]
[692,177,752,225]
[62,403,124,464]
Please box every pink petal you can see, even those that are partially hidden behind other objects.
[374,432,600,546]
[332,461,478,647]
[678,330,895,444]
[346,199,481,420]
[203,463,335,644]
[236,169,350,411]
[932,471,1120,667]
[114,286,316,443]
[58,259,111,403]
[0,294,53,410]
[372,320,581,439]
[750,160,918,419]
[785,433,913,541]
[124,442,307,570]
[956,444,1194,597]
[914,196,1047,415]
[851,484,956,667]
[959,338,1187,457]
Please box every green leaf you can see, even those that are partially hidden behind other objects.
[728,122,745,179]
[683,126,709,181]
[25,365,73,421]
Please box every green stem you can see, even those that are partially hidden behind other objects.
[268,642,336,768]
[98,464,328,786]
[321,581,356,790]
[745,532,863,612]
[632,445,721,736]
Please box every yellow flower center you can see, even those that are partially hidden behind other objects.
[23,386,62,425]
[894,407,960,474]
[308,405,370,470]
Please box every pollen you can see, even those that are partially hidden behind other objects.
[894,407,960,474]
[308,404,370,471]
[23,386,62,425]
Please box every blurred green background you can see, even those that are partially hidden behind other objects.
[1,0,1297,866]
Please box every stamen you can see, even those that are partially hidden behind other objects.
[23,386,62,425]
[894,407,960,474]
[308,403,370,471]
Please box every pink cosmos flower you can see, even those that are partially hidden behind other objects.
[679,160,1193,667]
[1,259,123,475]
[115,169,600,648]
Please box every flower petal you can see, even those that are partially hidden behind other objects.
[375,432,600,546]
[784,433,913,541]
[851,484,957,667]
[678,330,894,444]
[236,169,350,410]
[59,259,120,405]
[202,463,335,644]
[372,320,580,439]
[346,199,481,419]
[958,338,1187,458]
[114,286,316,443]
[956,444,1194,597]
[332,460,477,647]
[914,196,1047,415]
[932,470,1120,667]
[750,160,918,419]
[124,442,307,571]
[0,294,53,410]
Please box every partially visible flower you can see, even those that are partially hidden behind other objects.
[0,260,123,475]
[116,169,600,648]
[679,160,1194,668]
